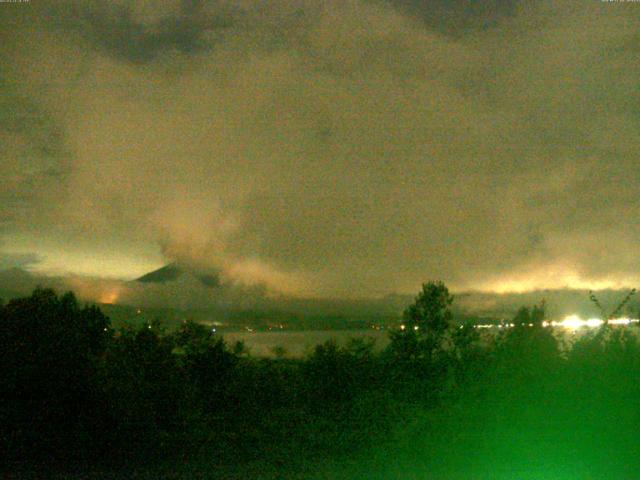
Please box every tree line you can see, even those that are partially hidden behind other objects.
[2,282,640,478]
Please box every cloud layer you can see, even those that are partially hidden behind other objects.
[1,0,640,297]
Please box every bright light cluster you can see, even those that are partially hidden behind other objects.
[470,315,638,330]
[548,315,638,329]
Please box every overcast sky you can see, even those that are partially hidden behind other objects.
[1,0,639,299]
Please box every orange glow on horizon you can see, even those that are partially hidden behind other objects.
[99,289,120,304]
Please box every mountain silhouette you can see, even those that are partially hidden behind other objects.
[136,263,221,288]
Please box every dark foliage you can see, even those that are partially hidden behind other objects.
[0,288,110,464]
[3,285,640,478]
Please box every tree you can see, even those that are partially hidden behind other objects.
[388,281,454,363]
[0,288,111,461]
[531,302,545,326]
[512,306,531,327]
[498,301,559,378]
[172,320,238,411]
[512,302,545,327]
[403,281,453,334]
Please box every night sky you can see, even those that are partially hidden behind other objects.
[1,0,640,300]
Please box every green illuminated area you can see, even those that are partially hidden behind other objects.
[3,283,640,479]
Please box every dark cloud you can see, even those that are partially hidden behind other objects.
[47,0,234,64]
[385,0,525,35]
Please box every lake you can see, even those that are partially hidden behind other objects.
[222,324,638,357]
[223,329,390,357]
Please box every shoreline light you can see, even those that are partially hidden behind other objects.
[472,315,638,330]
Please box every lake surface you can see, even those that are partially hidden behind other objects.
[222,324,638,357]
[223,329,389,357]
